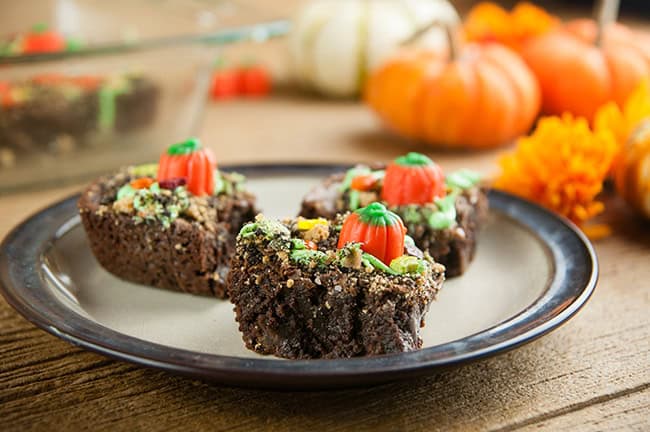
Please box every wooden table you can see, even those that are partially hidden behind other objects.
[2,94,650,431]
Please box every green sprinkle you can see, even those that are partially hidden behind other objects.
[402,206,423,224]
[339,166,371,192]
[239,222,258,238]
[167,137,201,155]
[361,253,398,275]
[131,163,158,178]
[348,190,361,211]
[32,23,49,34]
[98,86,117,131]
[446,169,481,190]
[290,249,329,267]
[394,152,434,167]
[290,238,306,250]
[427,194,457,229]
[65,38,84,52]
[238,217,290,240]
[130,184,189,229]
[390,255,428,275]
[116,184,135,200]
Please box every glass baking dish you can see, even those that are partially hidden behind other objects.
[0,0,289,192]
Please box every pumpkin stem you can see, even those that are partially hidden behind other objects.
[401,20,460,60]
[594,0,620,47]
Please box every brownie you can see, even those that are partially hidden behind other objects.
[228,215,445,359]
[300,165,488,277]
[78,166,257,298]
[0,74,160,161]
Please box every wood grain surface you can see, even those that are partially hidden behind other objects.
[2,0,650,429]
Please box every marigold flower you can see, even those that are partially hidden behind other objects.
[494,114,617,226]
[594,80,650,167]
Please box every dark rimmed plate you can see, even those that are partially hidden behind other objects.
[0,164,597,389]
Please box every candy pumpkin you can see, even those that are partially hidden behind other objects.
[338,203,407,265]
[22,24,66,54]
[382,152,445,206]
[365,22,540,149]
[519,0,650,122]
[158,138,215,196]
[615,119,650,219]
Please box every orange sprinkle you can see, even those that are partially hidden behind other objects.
[130,177,155,190]
[494,114,617,227]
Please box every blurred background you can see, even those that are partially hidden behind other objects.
[0,0,648,192]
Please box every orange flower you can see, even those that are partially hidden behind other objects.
[494,114,617,226]
[594,80,650,169]
[464,2,559,51]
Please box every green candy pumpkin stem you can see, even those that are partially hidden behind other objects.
[167,137,202,155]
[394,152,434,167]
[355,202,398,226]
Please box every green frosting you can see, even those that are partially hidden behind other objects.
[361,252,398,275]
[390,255,428,275]
[32,23,49,33]
[238,218,290,241]
[290,249,329,267]
[339,166,371,192]
[98,80,130,132]
[428,194,458,230]
[214,171,246,196]
[394,152,434,167]
[446,169,481,190]
[116,184,136,200]
[167,137,201,155]
[131,184,189,229]
[130,163,158,178]
[355,202,402,227]
[348,189,361,211]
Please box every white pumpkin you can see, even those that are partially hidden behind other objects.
[289,0,459,97]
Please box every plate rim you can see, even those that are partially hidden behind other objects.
[0,163,598,389]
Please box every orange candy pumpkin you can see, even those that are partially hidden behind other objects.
[381,152,445,206]
[520,20,650,122]
[365,25,540,149]
[337,203,407,265]
[158,138,215,196]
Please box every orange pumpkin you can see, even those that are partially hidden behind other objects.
[615,119,650,219]
[365,25,540,149]
[520,19,650,123]
[464,2,559,52]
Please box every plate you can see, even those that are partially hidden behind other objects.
[0,164,598,389]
